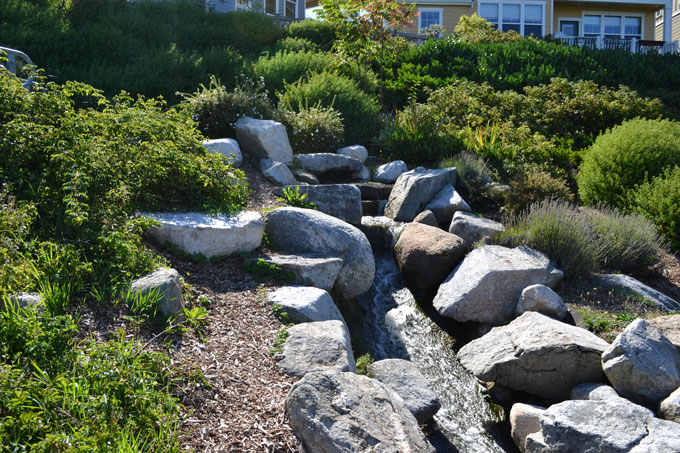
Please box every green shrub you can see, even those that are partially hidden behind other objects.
[631,166,680,250]
[275,36,319,53]
[0,189,35,296]
[577,118,680,209]
[230,10,284,44]
[286,19,337,51]
[277,104,344,154]
[454,14,523,43]
[441,151,493,203]
[184,76,275,139]
[253,50,336,96]
[279,71,380,144]
[505,166,574,215]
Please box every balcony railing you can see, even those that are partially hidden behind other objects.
[556,36,679,55]
[0,46,35,89]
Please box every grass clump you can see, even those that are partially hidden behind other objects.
[243,259,295,283]
[278,104,344,154]
[276,186,317,210]
[441,151,493,203]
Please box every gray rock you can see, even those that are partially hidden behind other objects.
[276,184,362,224]
[424,184,471,226]
[258,255,343,292]
[373,160,408,184]
[285,370,435,453]
[278,320,356,377]
[202,138,243,167]
[394,222,466,290]
[234,117,293,164]
[351,165,370,182]
[510,403,546,453]
[659,387,680,422]
[602,318,680,407]
[413,210,439,228]
[265,208,375,300]
[354,183,393,200]
[596,274,680,312]
[293,169,319,185]
[268,286,344,324]
[262,161,297,186]
[5,292,43,311]
[143,211,264,259]
[384,168,457,222]
[368,359,441,423]
[516,284,568,320]
[631,417,680,453]
[295,153,362,175]
[457,312,610,400]
[129,268,184,318]
[337,145,368,163]
[570,383,625,403]
[433,245,563,325]
[449,211,505,246]
[646,315,680,352]
[358,216,406,253]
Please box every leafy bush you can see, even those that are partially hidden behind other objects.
[0,190,35,296]
[253,50,336,96]
[631,166,680,250]
[286,19,338,51]
[277,104,344,154]
[454,14,523,43]
[275,36,319,53]
[505,166,574,215]
[184,76,275,139]
[279,71,380,144]
[577,118,680,209]
[441,151,493,203]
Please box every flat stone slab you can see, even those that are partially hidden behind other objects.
[368,359,441,423]
[458,312,610,400]
[277,320,356,377]
[285,370,435,453]
[202,138,243,167]
[143,211,264,259]
[294,153,362,175]
[596,273,680,312]
[276,184,362,224]
[268,286,345,324]
[384,167,457,222]
[258,255,343,292]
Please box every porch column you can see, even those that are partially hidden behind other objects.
[664,2,673,42]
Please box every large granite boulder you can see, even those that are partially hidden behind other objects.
[449,211,505,246]
[295,153,362,175]
[265,208,375,300]
[277,320,356,377]
[128,268,184,318]
[525,398,680,453]
[285,370,435,453]
[336,145,368,163]
[143,211,264,259]
[234,117,293,164]
[394,222,466,290]
[516,284,568,320]
[457,312,610,400]
[602,318,680,407]
[277,184,362,224]
[368,359,441,423]
[384,168,457,222]
[257,255,343,292]
[202,138,243,167]
[433,245,563,325]
[261,160,296,186]
[510,403,546,453]
[373,160,407,184]
[596,274,680,312]
[268,286,345,325]
[424,184,471,226]
[647,315,680,352]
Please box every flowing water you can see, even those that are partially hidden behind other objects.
[354,219,510,452]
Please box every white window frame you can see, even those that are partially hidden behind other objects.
[477,1,546,37]
[418,7,444,31]
[558,17,582,37]
[581,12,645,39]
[284,0,297,17]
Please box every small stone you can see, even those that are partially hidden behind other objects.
[337,145,368,163]
[202,138,243,167]
[373,160,407,184]
[570,383,625,403]
[258,255,343,292]
[129,268,184,319]
[262,161,297,186]
[659,387,680,422]
[234,117,293,164]
[510,403,546,453]
[516,284,568,320]
[268,286,344,324]
[425,184,471,226]
[413,210,439,228]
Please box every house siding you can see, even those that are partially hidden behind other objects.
[552,4,657,40]
[673,12,680,40]
[210,0,236,13]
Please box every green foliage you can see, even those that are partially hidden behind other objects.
[441,151,493,203]
[0,1,286,103]
[578,118,680,209]
[286,19,338,51]
[576,308,636,335]
[0,307,183,450]
[279,71,380,144]
[0,189,36,296]
[505,165,574,216]
[355,353,374,376]
[454,13,523,43]
[277,186,317,209]
[181,305,209,339]
[0,72,249,293]
[271,304,292,324]
[243,258,295,283]
[253,50,335,97]
[278,104,344,154]
[631,166,680,251]
[269,327,289,355]
[122,286,163,324]
[184,75,275,139]
[274,36,320,53]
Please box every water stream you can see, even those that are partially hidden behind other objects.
[352,219,511,452]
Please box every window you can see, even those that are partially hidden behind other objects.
[624,17,642,39]
[285,0,296,17]
[419,8,443,30]
[479,2,543,36]
[604,16,622,39]
[584,15,601,37]
[559,20,580,37]
[582,14,643,39]
[265,0,276,15]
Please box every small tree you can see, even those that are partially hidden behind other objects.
[317,0,416,105]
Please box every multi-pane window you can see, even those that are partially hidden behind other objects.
[624,17,642,39]
[584,15,601,37]
[479,2,544,37]
[583,14,642,39]
[419,9,442,29]
[285,0,296,17]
